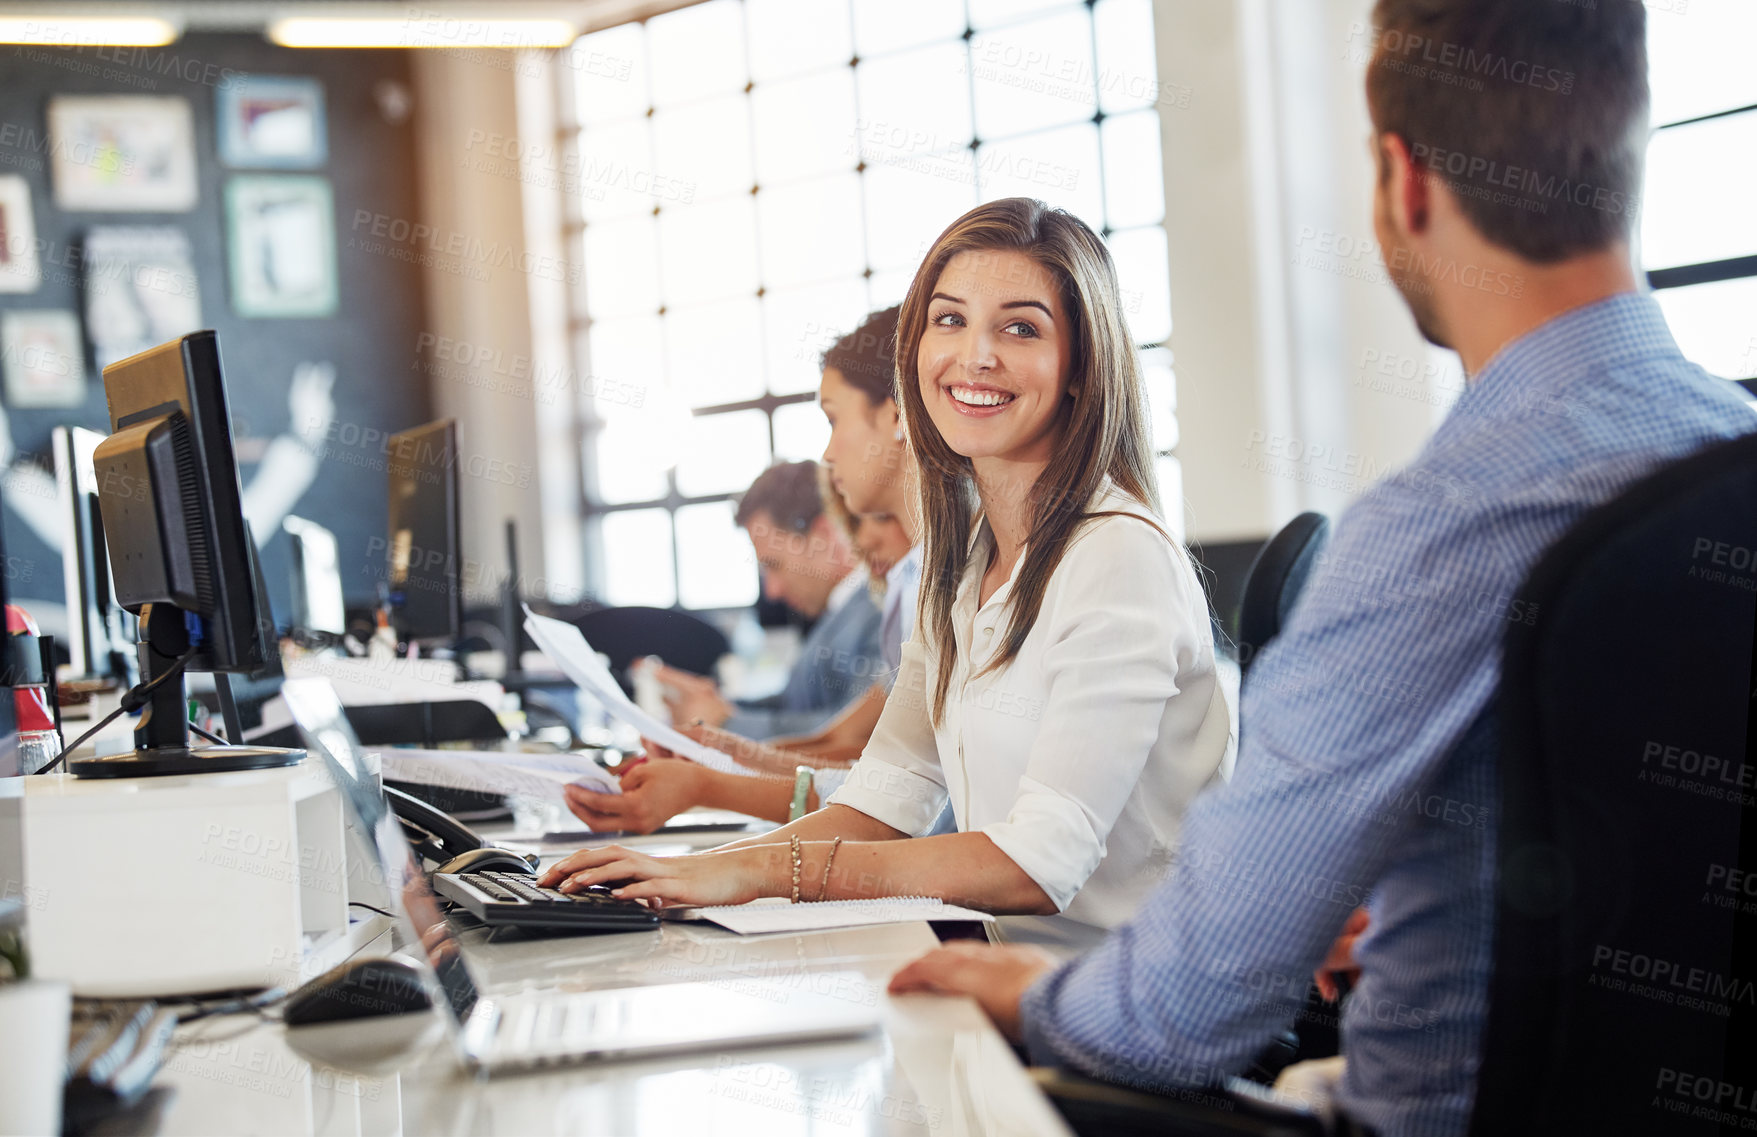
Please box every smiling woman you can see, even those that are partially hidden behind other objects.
[899,198,1169,724]
[540,198,1232,949]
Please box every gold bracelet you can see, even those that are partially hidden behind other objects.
[817,836,842,902]
[789,835,802,904]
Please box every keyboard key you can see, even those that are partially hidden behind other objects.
[464,875,520,901]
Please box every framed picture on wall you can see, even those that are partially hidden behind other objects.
[226,176,337,318]
[1,310,87,408]
[0,176,41,293]
[82,227,203,369]
[47,96,199,212]
[218,77,328,169]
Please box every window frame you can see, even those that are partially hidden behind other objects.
[554,0,1180,611]
[1641,100,1757,393]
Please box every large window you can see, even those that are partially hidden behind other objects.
[1640,0,1757,390]
[557,0,1180,610]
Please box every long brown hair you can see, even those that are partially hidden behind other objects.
[897,197,1164,725]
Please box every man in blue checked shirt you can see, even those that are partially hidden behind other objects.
[888,2,1755,1135]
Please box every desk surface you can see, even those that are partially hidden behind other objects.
[155,853,1072,1136]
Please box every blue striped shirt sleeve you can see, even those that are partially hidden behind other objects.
[1018,485,1529,1089]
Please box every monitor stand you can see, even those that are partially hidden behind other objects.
[67,607,303,779]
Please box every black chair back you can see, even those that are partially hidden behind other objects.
[1237,512,1329,674]
[1473,433,1757,1135]
[574,605,731,694]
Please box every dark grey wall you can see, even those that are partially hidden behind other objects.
[0,34,432,629]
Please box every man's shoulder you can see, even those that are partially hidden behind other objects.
[813,582,885,650]
[1382,347,1750,509]
[821,581,882,627]
[1330,360,1756,607]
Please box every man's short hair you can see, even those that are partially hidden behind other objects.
[1366,0,1649,263]
[734,460,824,534]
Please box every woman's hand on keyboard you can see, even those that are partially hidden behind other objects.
[537,843,783,909]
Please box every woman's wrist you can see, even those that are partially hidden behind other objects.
[756,843,791,899]
[691,765,734,807]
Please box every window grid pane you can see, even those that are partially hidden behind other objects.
[968,8,1097,140]
[564,0,1181,608]
[1640,111,1757,272]
[1653,278,1757,381]
[599,509,677,607]
[1641,13,1757,403]
[1647,0,1757,127]
[676,501,759,609]
[647,0,747,108]
[675,409,773,497]
[570,23,649,127]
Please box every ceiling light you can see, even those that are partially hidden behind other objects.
[267,16,576,49]
[0,17,179,46]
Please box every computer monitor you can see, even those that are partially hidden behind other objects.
[71,331,301,778]
[385,418,462,648]
[52,425,137,682]
[282,514,347,640]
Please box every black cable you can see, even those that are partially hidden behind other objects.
[348,901,396,919]
[189,721,228,746]
[170,985,289,1023]
[43,707,128,773]
[42,649,200,772]
[214,672,245,746]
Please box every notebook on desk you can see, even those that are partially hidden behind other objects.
[668,897,996,935]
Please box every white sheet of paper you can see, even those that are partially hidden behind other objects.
[522,607,750,777]
[371,747,622,803]
[672,897,998,935]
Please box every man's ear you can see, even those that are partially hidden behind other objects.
[1380,132,1432,237]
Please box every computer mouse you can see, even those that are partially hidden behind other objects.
[433,846,540,876]
[283,957,433,1026]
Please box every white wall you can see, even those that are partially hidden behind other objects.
[1155,0,1453,544]
[408,50,569,604]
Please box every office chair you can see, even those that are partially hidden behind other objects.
[1031,513,1340,1137]
[1471,432,1757,1135]
[1236,512,1330,675]
[1028,1070,1327,1137]
[573,606,731,695]
[1233,511,1341,1077]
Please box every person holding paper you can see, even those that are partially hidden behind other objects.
[564,308,926,832]
[542,199,1233,949]
[564,506,912,832]
[652,459,886,740]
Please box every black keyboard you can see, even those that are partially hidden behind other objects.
[433,870,659,931]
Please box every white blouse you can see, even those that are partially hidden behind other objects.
[827,484,1234,936]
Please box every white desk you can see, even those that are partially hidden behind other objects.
[154,917,1073,1136]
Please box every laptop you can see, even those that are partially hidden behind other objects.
[280,677,881,1071]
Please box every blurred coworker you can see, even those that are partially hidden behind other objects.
[542,198,1232,951]
[887,4,1756,1134]
[657,459,884,739]
[567,309,926,831]
[565,506,912,832]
